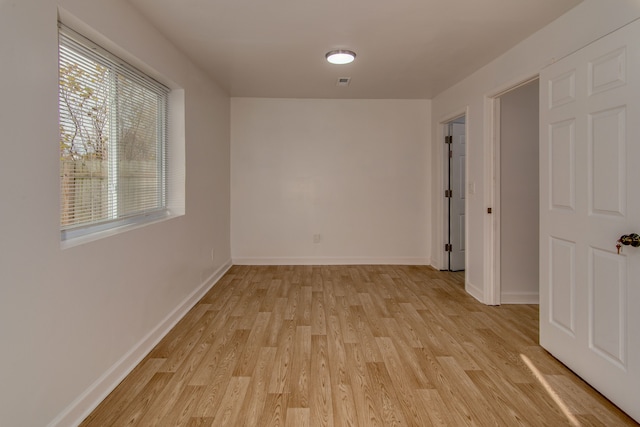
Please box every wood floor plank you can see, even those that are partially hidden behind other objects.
[159,309,218,374]
[239,347,277,426]
[136,354,206,425]
[376,336,430,426]
[382,322,434,389]
[80,265,638,426]
[311,291,327,336]
[460,330,533,385]
[344,343,382,427]
[188,318,246,386]
[414,349,488,426]
[296,285,313,326]
[330,383,358,427]
[79,358,166,426]
[235,288,265,330]
[545,374,638,426]
[284,284,300,321]
[264,297,288,347]
[309,335,334,427]
[417,309,481,371]
[436,356,504,426]
[365,361,409,426]
[326,313,351,388]
[188,329,249,417]
[416,389,456,427]
[258,393,289,427]
[349,304,382,363]
[465,369,536,426]
[336,296,358,344]
[514,382,572,424]
[210,376,251,426]
[357,293,388,338]
[159,385,207,427]
[185,416,214,426]
[265,279,283,299]
[268,320,296,394]
[110,372,174,426]
[286,408,310,427]
[233,311,272,377]
[188,383,227,419]
[288,325,311,408]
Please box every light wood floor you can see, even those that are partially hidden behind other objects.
[81,265,637,426]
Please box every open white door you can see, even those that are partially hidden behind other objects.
[445,121,466,271]
[540,19,640,422]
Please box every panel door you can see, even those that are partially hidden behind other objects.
[449,122,466,271]
[539,19,640,422]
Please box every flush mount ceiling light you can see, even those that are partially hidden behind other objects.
[325,49,356,65]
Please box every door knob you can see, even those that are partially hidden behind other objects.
[618,233,640,247]
[617,233,640,253]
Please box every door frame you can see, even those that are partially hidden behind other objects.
[444,116,466,271]
[437,109,468,272]
[485,74,539,305]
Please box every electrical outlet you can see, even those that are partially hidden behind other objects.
[313,234,321,244]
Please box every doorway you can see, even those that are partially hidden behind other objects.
[444,116,466,272]
[493,79,540,303]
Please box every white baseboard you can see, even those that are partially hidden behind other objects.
[48,259,233,427]
[232,256,430,266]
[465,279,484,303]
[500,291,539,304]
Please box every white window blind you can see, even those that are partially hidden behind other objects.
[58,24,169,240]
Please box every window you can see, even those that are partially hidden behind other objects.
[58,24,169,241]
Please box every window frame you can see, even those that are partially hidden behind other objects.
[58,24,170,243]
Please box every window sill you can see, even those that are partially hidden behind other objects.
[60,211,183,249]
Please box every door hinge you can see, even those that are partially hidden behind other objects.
[445,135,453,144]
[487,207,492,214]
[445,243,452,252]
[445,189,452,198]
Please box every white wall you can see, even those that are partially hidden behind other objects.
[431,0,640,303]
[499,80,539,303]
[231,98,431,264]
[0,1,230,426]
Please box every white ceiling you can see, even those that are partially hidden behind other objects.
[128,0,582,99]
